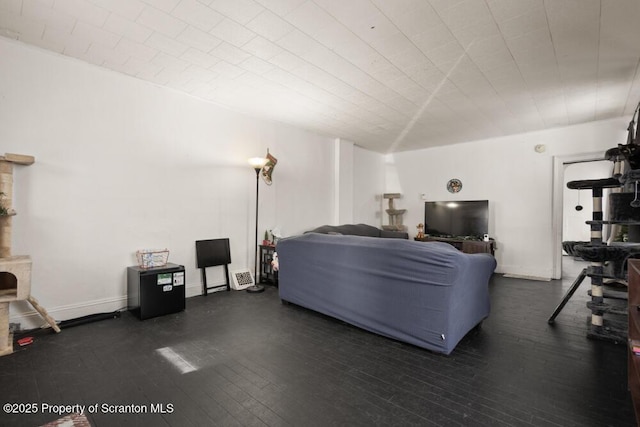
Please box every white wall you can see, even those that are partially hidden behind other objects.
[352,145,385,226]
[334,139,354,225]
[389,118,628,279]
[0,38,335,326]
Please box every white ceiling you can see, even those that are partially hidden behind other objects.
[1,0,640,153]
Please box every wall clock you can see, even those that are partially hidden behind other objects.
[447,179,462,193]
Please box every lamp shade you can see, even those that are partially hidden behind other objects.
[248,157,268,169]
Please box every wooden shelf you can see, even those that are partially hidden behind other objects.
[414,236,495,255]
[1,153,34,165]
[259,245,278,285]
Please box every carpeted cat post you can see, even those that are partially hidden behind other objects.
[0,153,59,357]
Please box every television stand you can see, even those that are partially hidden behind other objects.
[415,236,495,255]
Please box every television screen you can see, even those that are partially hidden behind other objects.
[424,200,489,239]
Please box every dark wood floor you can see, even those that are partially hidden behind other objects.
[0,259,635,426]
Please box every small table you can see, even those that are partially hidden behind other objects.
[259,245,279,285]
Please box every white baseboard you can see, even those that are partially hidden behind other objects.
[185,282,205,298]
[9,295,127,330]
[502,273,552,281]
[9,282,208,330]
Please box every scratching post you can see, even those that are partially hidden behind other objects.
[381,193,407,232]
[27,295,59,333]
[0,302,10,356]
[0,158,15,258]
[0,154,59,357]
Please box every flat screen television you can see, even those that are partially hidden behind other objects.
[424,200,489,239]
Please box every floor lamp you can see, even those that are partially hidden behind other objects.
[247,157,268,293]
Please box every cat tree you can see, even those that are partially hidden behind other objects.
[549,103,640,342]
[382,193,407,232]
[0,153,59,357]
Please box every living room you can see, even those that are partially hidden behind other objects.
[0,0,638,425]
[0,34,630,328]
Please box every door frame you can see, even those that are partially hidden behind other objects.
[551,152,608,279]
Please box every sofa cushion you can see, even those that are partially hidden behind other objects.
[306,223,408,239]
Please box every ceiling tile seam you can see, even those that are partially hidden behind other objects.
[16,1,409,136]
[373,4,488,103]
[594,0,610,118]
[56,30,110,67]
[435,29,523,129]
[8,0,630,153]
[105,11,153,45]
[128,4,287,88]
[130,47,183,81]
[251,67,389,131]
[305,0,438,108]
[250,96,363,136]
[539,0,570,127]
[373,1,510,124]
[34,1,148,61]
[622,57,640,114]
[26,4,60,46]
[189,65,376,135]
[54,0,110,28]
[128,3,251,53]
[284,0,431,112]
[494,4,577,129]
[146,72,314,128]
[484,0,545,127]
[1,24,340,142]
[32,4,130,69]
[269,65,409,127]
[372,1,524,142]
[95,15,222,84]
[368,0,457,91]
[584,0,602,123]
[230,36,413,130]
[401,1,512,139]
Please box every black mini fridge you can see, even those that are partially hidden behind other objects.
[127,263,185,320]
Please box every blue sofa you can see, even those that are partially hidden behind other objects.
[276,232,497,355]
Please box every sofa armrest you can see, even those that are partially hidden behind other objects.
[380,230,409,239]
